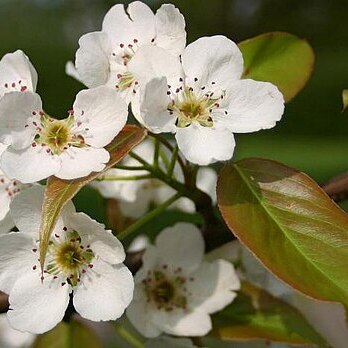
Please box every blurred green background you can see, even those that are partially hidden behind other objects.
[0,0,347,183]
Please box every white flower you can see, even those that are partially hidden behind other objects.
[0,144,30,231]
[0,186,134,334]
[0,314,35,348]
[0,50,37,98]
[126,223,240,338]
[91,138,217,218]
[138,35,285,165]
[67,1,186,106]
[0,86,128,183]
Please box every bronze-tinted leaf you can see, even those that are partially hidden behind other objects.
[217,158,348,307]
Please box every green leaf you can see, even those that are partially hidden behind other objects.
[239,32,315,102]
[39,125,147,271]
[342,89,348,111]
[212,282,328,346]
[217,158,348,307]
[33,320,102,348]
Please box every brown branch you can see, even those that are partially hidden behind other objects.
[0,291,9,313]
[322,172,348,202]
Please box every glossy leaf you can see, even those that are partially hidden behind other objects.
[239,32,315,102]
[342,89,348,112]
[39,125,147,270]
[33,320,102,348]
[217,158,348,307]
[212,282,328,347]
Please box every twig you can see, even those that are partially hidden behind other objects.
[322,171,348,202]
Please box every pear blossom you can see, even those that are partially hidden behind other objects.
[0,186,134,334]
[0,314,35,348]
[0,50,37,98]
[67,1,186,105]
[0,86,128,183]
[0,143,30,231]
[126,223,240,337]
[138,35,285,165]
[91,138,217,218]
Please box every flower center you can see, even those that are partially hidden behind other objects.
[168,86,222,128]
[32,114,86,155]
[143,268,189,312]
[116,72,136,91]
[45,230,94,286]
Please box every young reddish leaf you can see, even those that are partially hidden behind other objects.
[39,125,147,271]
[212,282,328,347]
[217,158,348,307]
[239,32,315,102]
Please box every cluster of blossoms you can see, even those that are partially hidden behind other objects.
[0,0,285,343]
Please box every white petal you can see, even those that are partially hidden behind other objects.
[0,187,11,221]
[294,294,348,348]
[218,79,285,133]
[182,36,243,88]
[75,32,112,88]
[140,77,176,133]
[102,2,155,46]
[64,212,125,264]
[56,146,109,180]
[175,124,235,165]
[0,233,36,294]
[73,259,134,321]
[126,287,162,338]
[127,235,150,253]
[8,271,70,334]
[65,61,82,83]
[155,4,186,56]
[9,185,43,236]
[0,50,37,97]
[128,45,182,88]
[1,146,60,183]
[91,169,143,202]
[119,187,153,218]
[73,86,128,148]
[196,167,217,203]
[10,185,75,237]
[0,213,14,234]
[0,92,41,149]
[205,240,242,264]
[188,260,240,314]
[155,223,204,273]
[0,314,35,348]
[151,309,212,337]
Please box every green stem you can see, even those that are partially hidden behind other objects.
[115,325,144,348]
[168,145,179,177]
[114,165,145,171]
[153,138,160,169]
[149,133,186,174]
[117,193,182,241]
[97,174,152,181]
[129,152,210,205]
